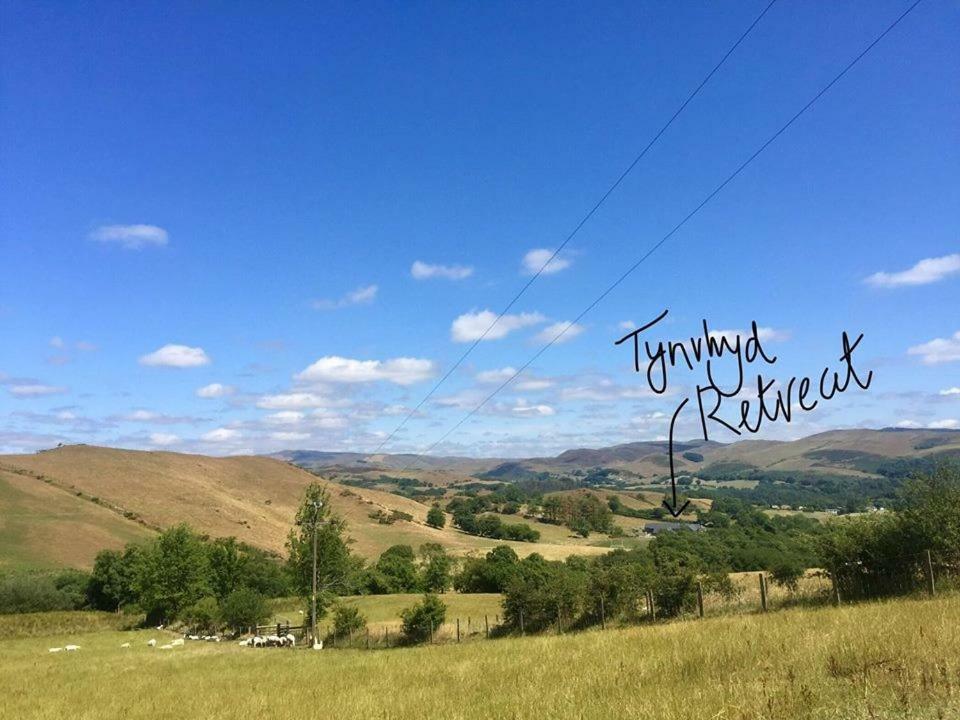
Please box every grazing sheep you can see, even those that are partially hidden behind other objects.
[187,635,200,641]
[48,647,63,653]
[238,639,251,647]
[171,638,184,647]
[65,645,80,652]
[284,633,296,647]
[120,643,131,648]
[147,639,157,647]
[159,644,173,650]
[252,636,266,648]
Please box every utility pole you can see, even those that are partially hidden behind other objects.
[311,499,322,647]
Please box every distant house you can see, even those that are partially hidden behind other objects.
[643,521,704,535]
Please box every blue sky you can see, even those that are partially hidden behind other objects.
[1,0,958,457]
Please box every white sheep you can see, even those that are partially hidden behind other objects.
[48,647,63,653]
[252,636,266,648]
[147,639,157,647]
[284,633,296,647]
[159,644,173,650]
[65,645,80,652]
[312,640,323,650]
[120,643,131,648]
[187,634,200,641]
[171,638,184,647]
[238,638,251,647]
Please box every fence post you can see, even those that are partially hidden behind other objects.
[600,596,606,630]
[926,550,937,597]
[519,609,524,635]
[385,627,390,646]
[759,573,767,612]
[697,581,704,619]
[365,627,370,650]
[430,620,434,644]
[456,618,461,643]
[485,615,489,639]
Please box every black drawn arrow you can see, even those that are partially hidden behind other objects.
[663,397,690,518]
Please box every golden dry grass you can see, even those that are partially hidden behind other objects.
[4,595,959,719]
[0,446,611,565]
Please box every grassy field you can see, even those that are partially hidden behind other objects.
[4,595,958,719]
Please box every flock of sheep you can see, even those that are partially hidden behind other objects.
[48,632,305,654]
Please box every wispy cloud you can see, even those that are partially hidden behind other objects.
[940,387,960,397]
[411,261,473,280]
[534,321,584,345]
[8,383,68,398]
[451,309,545,342]
[149,432,180,446]
[295,356,436,386]
[522,248,571,275]
[196,383,235,398]
[928,419,959,429]
[866,253,960,288]
[908,331,960,365]
[311,284,378,310]
[139,344,211,368]
[90,224,169,249]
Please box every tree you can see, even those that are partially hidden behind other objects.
[420,544,452,593]
[88,547,141,612]
[376,545,421,593]
[135,524,212,624]
[426,505,446,529]
[221,588,269,633]
[183,596,221,634]
[330,603,366,640]
[400,594,446,644]
[287,484,355,621]
[770,561,804,592]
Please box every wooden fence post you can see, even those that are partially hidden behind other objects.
[759,573,767,612]
[365,627,370,650]
[697,581,704,619]
[926,550,937,597]
[600,596,606,630]
[557,607,562,635]
[429,620,434,644]
[484,615,489,638]
[456,618,461,643]
[519,609,525,636]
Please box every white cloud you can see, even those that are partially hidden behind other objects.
[534,321,585,344]
[8,384,68,397]
[477,367,518,384]
[619,320,635,331]
[451,310,545,342]
[90,224,168,249]
[149,433,179,446]
[271,431,311,442]
[411,261,473,280]
[908,331,960,365]
[522,248,570,275]
[866,253,960,288]
[49,336,64,349]
[928,419,960,430]
[256,393,333,410]
[264,411,305,424]
[202,427,241,442]
[709,327,790,344]
[311,284,378,310]
[511,400,556,417]
[139,344,211,368]
[940,387,960,397]
[196,383,235,398]
[126,410,160,422]
[295,356,436,386]
[75,341,97,352]
[515,378,553,392]
[895,420,921,429]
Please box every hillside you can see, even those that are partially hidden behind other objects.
[0,446,608,569]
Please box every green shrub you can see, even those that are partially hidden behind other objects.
[330,603,366,640]
[400,594,446,644]
[221,588,269,633]
[183,596,221,633]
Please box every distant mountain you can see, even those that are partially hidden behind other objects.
[273,428,960,480]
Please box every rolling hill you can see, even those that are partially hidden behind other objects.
[0,445,608,569]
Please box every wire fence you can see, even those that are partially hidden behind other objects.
[291,550,959,651]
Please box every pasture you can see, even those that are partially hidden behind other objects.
[4,595,958,719]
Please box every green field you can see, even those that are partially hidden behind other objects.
[4,595,958,719]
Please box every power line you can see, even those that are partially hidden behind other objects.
[370,0,780,454]
[398,0,924,472]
